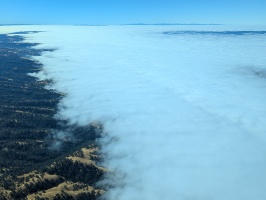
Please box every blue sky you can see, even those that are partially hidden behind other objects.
[0,0,265,25]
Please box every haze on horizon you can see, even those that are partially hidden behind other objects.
[0,0,265,25]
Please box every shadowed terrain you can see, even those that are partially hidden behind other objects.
[0,34,104,199]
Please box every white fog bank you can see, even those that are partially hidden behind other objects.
[2,25,266,200]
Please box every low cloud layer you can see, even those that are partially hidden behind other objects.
[4,25,266,200]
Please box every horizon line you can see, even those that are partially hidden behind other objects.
[0,23,224,26]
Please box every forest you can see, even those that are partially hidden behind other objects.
[0,33,104,199]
